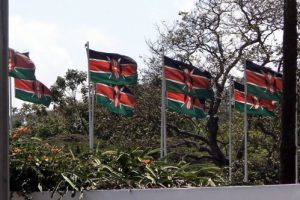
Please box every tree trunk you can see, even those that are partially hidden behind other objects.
[280,0,297,184]
[207,116,228,166]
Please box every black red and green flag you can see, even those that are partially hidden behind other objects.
[9,49,36,80]
[164,56,214,99]
[96,83,136,116]
[88,49,137,85]
[245,60,282,101]
[234,81,276,117]
[15,78,52,107]
[167,91,207,118]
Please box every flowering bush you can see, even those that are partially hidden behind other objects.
[10,131,224,197]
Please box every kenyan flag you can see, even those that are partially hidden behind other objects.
[246,60,282,101]
[96,83,136,116]
[164,56,214,99]
[9,49,36,80]
[234,81,276,117]
[88,49,137,85]
[15,78,52,107]
[167,91,207,118]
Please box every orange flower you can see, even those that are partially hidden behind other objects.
[12,126,31,137]
[12,133,19,139]
[27,154,33,160]
[51,147,62,153]
[143,159,152,164]
[13,147,23,153]
[42,155,49,162]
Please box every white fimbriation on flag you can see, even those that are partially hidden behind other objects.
[243,61,248,182]
[161,51,167,158]
[229,76,233,182]
[86,41,94,149]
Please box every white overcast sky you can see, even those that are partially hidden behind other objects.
[9,0,196,107]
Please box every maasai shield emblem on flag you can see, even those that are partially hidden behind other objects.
[9,49,36,80]
[245,60,282,101]
[167,91,207,118]
[234,81,276,117]
[15,78,52,107]
[164,56,214,99]
[96,83,136,116]
[88,49,137,85]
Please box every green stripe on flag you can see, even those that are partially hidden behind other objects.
[247,83,282,102]
[167,99,207,118]
[90,71,137,85]
[235,101,275,117]
[15,89,52,107]
[9,68,35,80]
[96,95,134,116]
[166,80,214,99]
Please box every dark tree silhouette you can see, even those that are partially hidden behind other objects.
[280,0,298,183]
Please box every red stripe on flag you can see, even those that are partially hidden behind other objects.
[40,82,52,96]
[165,66,211,88]
[234,89,276,110]
[167,91,204,108]
[96,84,136,106]
[10,49,35,70]
[246,70,283,90]
[275,77,283,90]
[96,83,114,99]
[89,60,110,72]
[246,71,266,87]
[90,60,137,76]
[165,67,184,83]
[192,75,211,88]
[15,79,34,92]
[120,92,136,106]
[121,65,137,76]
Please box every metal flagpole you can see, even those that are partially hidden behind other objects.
[295,81,298,183]
[0,0,10,199]
[9,77,12,132]
[243,61,248,182]
[161,50,167,158]
[85,41,94,149]
[91,82,95,145]
[229,76,233,182]
[163,55,167,157]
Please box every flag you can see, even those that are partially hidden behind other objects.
[15,78,52,107]
[234,81,276,117]
[167,91,207,118]
[9,49,36,80]
[245,60,282,101]
[164,56,214,98]
[88,49,137,85]
[96,83,136,116]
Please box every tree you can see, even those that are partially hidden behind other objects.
[148,0,284,166]
[280,0,297,184]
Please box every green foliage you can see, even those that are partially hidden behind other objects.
[10,132,224,197]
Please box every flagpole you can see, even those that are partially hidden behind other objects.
[0,0,10,198]
[244,61,248,182]
[91,82,95,145]
[161,49,167,158]
[295,81,298,183]
[85,41,94,149]
[229,76,233,182]
[9,77,12,132]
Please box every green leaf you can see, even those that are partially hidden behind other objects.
[61,173,79,191]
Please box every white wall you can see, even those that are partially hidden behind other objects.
[12,184,300,200]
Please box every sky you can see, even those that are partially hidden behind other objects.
[9,0,196,107]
